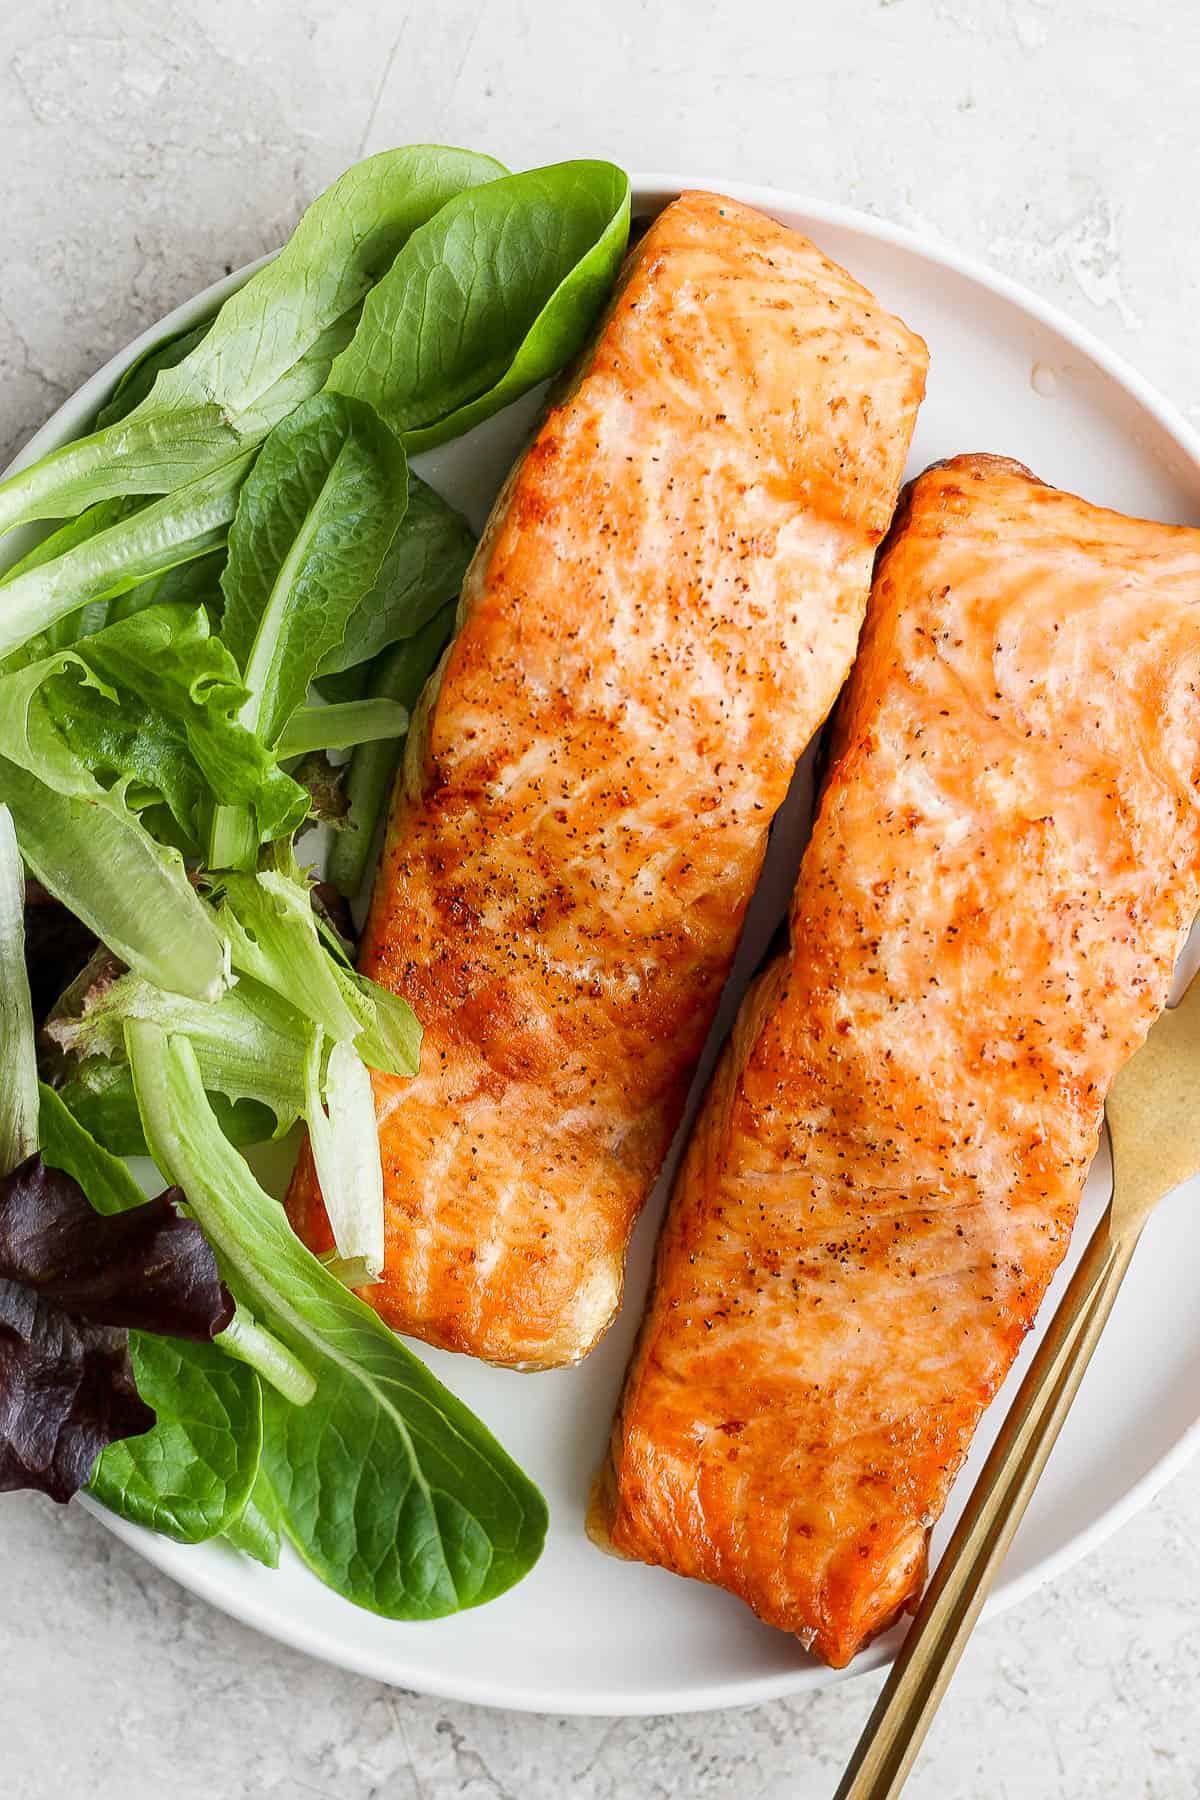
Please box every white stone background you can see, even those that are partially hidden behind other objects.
[2,0,1199,1794]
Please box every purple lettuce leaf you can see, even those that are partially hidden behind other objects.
[0,1285,153,1502]
[0,1154,233,1502]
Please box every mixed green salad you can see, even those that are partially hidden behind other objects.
[0,146,631,1617]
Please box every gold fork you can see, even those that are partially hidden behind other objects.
[835,966,1200,1800]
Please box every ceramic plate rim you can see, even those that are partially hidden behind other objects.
[10,173,1200,1715]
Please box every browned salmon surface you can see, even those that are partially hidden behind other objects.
[288,190,927,1368]
[598,454,1200,1661]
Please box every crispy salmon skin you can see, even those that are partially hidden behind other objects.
[288,190,927,1369]
[597,454,1200,1662]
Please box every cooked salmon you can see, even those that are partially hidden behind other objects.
[287,191,928,1368]
[595,454,1200,1662]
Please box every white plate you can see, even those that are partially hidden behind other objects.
[10,176,1200,1717]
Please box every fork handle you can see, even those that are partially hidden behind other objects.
[834,1211,1139,1800]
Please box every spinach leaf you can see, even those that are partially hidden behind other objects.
[0,806,37,1174]
[0,449,255,664]
[327,604,455,897]
[328,160,630,451]
[89,1331,263,1543]
[221,1467,282,1567]
[128,1025,548,1618]
[0,146,505,539]
[37,1084,263,1542]
[144,147,505,435]
[315,474,473,684]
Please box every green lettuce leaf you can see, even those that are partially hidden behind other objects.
[108,547,227,627]
[0,498,140,672]
[303,1029,385,1279]
[0,756,228,1003]
[0,449,254,664]
[209,391,409,868]
[49,604,307,842]
[213,866,420,1076]
[89,1331,263,1543]
[4,604,307,847]
[94,319,214,430]
[276,697,407,757]
[0,613,233,1003]
[44,953,308,1135]
[56,1058,275,1158]
[220,393,409,748]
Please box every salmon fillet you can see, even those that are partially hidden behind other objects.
[288,191,927,1368]
[596,454,1200,1661]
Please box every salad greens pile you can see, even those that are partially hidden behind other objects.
[0,144,632,1616]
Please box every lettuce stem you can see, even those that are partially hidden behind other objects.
[0,805,38,1176]
[217,1304,316,1406]
[207,801,259,873]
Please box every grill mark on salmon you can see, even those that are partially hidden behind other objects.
[287,190,928,1369]
[596,454,1200,1662]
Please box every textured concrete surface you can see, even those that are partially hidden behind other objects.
[2,1,1199,1794]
